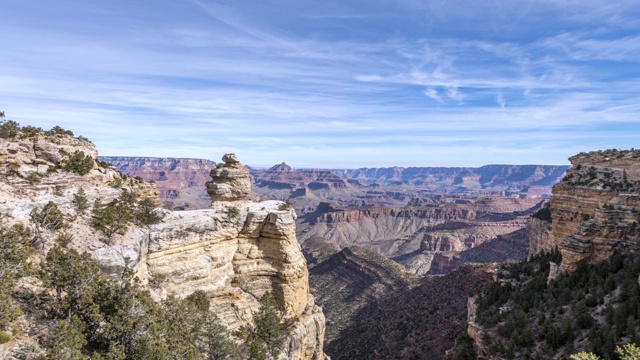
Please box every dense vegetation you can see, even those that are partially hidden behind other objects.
[91,190,165,239]
[460,249,640,359]
[0,227,291,359]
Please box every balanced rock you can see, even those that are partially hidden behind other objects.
[206,153,251,202]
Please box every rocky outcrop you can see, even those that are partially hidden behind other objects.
[1,133,97,177]
[206,153,251,202]
[530,149,640,272]
[1,133,327,360]
[149,153,326,359]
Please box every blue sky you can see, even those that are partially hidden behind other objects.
[1,0,639,168]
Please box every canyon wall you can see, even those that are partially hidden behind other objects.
[300,198,541,274]
[528,149,640,272]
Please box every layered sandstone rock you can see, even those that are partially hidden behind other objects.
[1,133,97,177]
[529,149,640,272]
[148,154,327,359]
[527,204,554,258]
[206,153,251,201]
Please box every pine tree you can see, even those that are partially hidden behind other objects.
[239,292,286,360]
[72,188,90,214]
[198,312,241,360]
[0,224,31,329]
[134,197,164,225]
[48,316,88,360]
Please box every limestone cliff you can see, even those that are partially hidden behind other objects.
[527,203,553,258]
[1,131,327,359]
[529,149,640,272]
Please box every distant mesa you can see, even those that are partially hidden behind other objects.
[205,153,251,202]
[270,162,293,172]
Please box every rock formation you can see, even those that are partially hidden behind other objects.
[1,132,327,359]
[528,149,640,272]
[206,153,251,202]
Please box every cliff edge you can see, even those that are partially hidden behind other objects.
[528,149,640,272]
[0,127,327,359]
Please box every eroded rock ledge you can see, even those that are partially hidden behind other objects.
[147,153,327,360]
[528,149,640,273]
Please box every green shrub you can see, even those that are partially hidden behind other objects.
[134,197,164,225]
[20,125,42,138]
[109,177,124,188]
[31,201,65,231]
[72,188,90,214]
[226,206,240,218]
[278,200,292,210]
[0,224,31,328]
[96,160,112,169]
[25,172,41,184]
[91,191,135,238]
[63,151,94,176]
[0,331,10,344]
[55,232,74,248]
[47,125,74,136]
[0,120,19,138]
[185,290,210,312]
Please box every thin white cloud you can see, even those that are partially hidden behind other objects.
[496,92,506,109]
[424,88,443,102]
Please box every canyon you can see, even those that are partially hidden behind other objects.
[104,156,567,275]
[102,156,570,358]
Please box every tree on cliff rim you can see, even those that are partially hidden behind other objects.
[239,292,286,360]
[0,224,31,329]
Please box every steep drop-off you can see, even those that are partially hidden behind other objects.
[528,149,640,272]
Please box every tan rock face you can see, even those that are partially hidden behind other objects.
[527,209,553,258]
[206,153,251,202]
[146,201,325,359]
[533,149,640,272]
